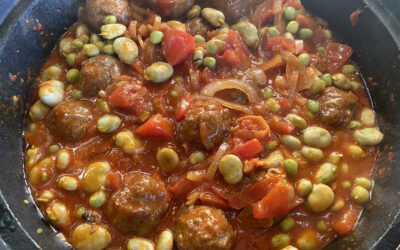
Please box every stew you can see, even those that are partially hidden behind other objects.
[24,0,384,249]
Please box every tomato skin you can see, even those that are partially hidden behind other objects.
[109,83,148,111]
[276,98,290,114]
[269,115,295,134]
[136,114,174,139]
[175,94,192,121]
[106,172,122,191]
[162,29,195,66]
[325,42,353,73]
[217,50,240,66]
[252,183,292,219]
[333,208,360,235]
[265,36,296,54]
[231,139,263,160]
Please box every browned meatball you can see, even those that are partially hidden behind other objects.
[179,100,231,151]
[86,0,133,31]
[205,0,255,21]
[319,87,358,126]
[46,99,94,141]
[174,206,235,250]
[106,172,170,236]
[185,18,212,38]
[78,55,123,96]
[130,0,194,18]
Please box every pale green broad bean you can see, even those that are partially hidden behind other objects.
[38,80,65,107]
[353,128,383,146]
[29,100,50,121]
[46,202,69,226]
[127,237,154,250]
[315,163,338,184]
[71,223,111,250]
[157,148,179,173]
[360,109,376,127]
[301,146,324,162]
[56,149,72,170]
[145,62,174,83]
[113,37,139,64]
[201,8,225,27]
[81,161,111,193]
[307,183,334,213]
[219,154,243,184]
[302,126,332,148]
[100,24,127,40]
[155,230,173,250]
[115,131,144,154]
[42,65,62,81]
[97,115,121,133]
[231,19,259,49]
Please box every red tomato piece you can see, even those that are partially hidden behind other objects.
[225,30,251,69]
[217,50,240,66]
[231,139,263,160]
[265,36,296,54]
[136,114,174,140]
[162,29,195,66]
[109,83,148,111]
[252,183,292,219]
[175,94,192,121]
[325,42,353,73]
[333,208,360,235]
[275,98,290,114]
[106,172,122,191]
[269,115,295,134]
[199,191,231,209]
[168,174,201,200]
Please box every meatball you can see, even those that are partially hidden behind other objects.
[205,0,253,21]
[106,172,170,236]
[319,87,358,126]
[185,18,212,38]
[179,100,231,151]
[174,206,235,250]
[86,0,133,31]
[78,55,123,96]
[46,99,94,141]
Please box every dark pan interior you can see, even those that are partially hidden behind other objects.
[0,0,399,249]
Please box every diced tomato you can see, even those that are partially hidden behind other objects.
[106,172,122,191]
[296,14,317,29]
[130,58,145,75]
[136,114,174,140]
[199,191,231,209]
[225,30,251,69]
[252,183,293,219]
[229,176,282,209]
[268,115,295,134]
[333,208,360,235]
[275,98,290,114]
[175,94,192,121]
[168,175,200,200]
[231,139,263,160]
[217,50,240,66]
[109,83,148,111]
[250,0,274,28]
[162,29,195,66]
[200,67,215,86]
[325,42,353,73]
[265,36,296,54]
[157,0,175,16]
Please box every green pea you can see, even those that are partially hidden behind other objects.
[90,34,101,44]
[360,108,376,127]
[207,38,226,55]
[101,44,114,55]
[157,148,179,173]
[316,46,325,53]
[189,151,205,165]
[342,64,356,74]
[203,57,216,68]
[267,99,281,113]
[349,120,363,130]
[283,6,296,20]
[219,154,243,185]
[271,233,290,248]
[301,146,324,162]
[263,87,274,100]
[280,217,295,232]
[353,128,384,146]
[287,114,307,129]
[296,179,312,197]
[324,29,332,39]
[307,183,334,213]
[266,140,278,150]
[298,53,309,66]
[37,190,55,203]
[187,5,201,19]
[170,90,179,98]
[89,190,106,208]
[316,220,328,232]
[281,135,301,149]
[71,89,83,100]
[201,8,225,27]
[194,35,205,43]
[321,73,332,86]
[315,163,338,183]
[103,15,117,24]
[286,21,299,34]
[307,100,319,113]
[302,126,332,149]
[48,145,60,154]
[354,177,372,190]
[285,159,298,176]
[329,152,343,165]
[306,76,326,96]
[145,62,174,83]
[83,44,100,57]
[299,28,313,39]
[97,115,121,133]
[96,99,110,113]
[342,181,352,189]
[283,32,295,40]
[150,31,164,44]
[268,26,280,37]
[352,185,370,203]
[72,39,84,49]
[332,73,351,90]
[42,65,62,81]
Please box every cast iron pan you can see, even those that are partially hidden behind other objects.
[0,0,399,249]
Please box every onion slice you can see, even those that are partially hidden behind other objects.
[194,95,253,114]
[200,79,260,104]
[205,142,230,181]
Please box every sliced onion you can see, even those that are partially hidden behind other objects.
[205,142,229,181]
[194,95,253,114]
[200,79,260,104]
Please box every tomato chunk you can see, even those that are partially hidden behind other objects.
[162,29,195,66]
[268,115,295,134]
[175,94,192,121]
[136,114,174,139]
[333,208,360,235]
[265,36,296,54]
[325,42,353,73]
[109,82,149,112]
[231,139,263,160]
[106,172,122,191]
[217,50,240,66]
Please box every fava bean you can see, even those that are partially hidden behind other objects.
[287,114,307,129]
[299,28,313,39]
[281,135,301,149]
[26,147,40,167]
[332,73,351,90]
[316,220,328,232]
[96,99,110,113]
[157,147,179,173]
[282,245,299,250]
[89,190,106,208]
[330,198,344,211]
[201,8,225,27]
[349,120,362,130]
[189,151,205,165]
[321,73,333,86]
[66,53,76,66]
[76,24,89,37]
[342,181,351,189]
[56,149,72,170]
[94,41,105,50]
[231,20,259,49]
[350,80,362,90]
[66,69,80,84]
[263,87,274,100]
[37,190,56,203]
[46,202,69,226]
[286,21,299,34]
[97,114,121,133]
[353,128,384,146]
[352,185,370,203]
[59,37,74,56]
[194,35,205,43]
[113,37,139,64]
[264,151,284,169]
[166,20,186,32]
[307,100,319,113]
[90,34,101,44]
[284,6,296,20]
[81,161,111,193]
[38,80,65,107]
[342,64,356,74]
[83,44,100,57]
[307,183,334,213]
[267,98,281,113]
[268,26,280,37]
[306,76,325,96]
[71,224,111,250]
[102,44,114,55]
[29,157,53,185]
[296,179,312,197]
[296,229,317,250]
[340,163,349,174]
[355,177,372,190]
[347,144,366,159]
[219,154,243,184]
[42,65,62,81]
[29,100,50,121]
[127,238,154,250]
[285,159,298,176]
[298,53,309,66]
[360,108,376,127]
[284,32,295,40]
[315,163,338,183]
[324,29,332,39]
[329,152,343,165]
[206,38,226,55]
[58,176,78,191]
[187,5,201,19]
[115,131,144,154]
[156,230,173,250]
[71,89,83,100]
[203,57,216,68]
[145,62,174,83]
[302,126,332,148]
